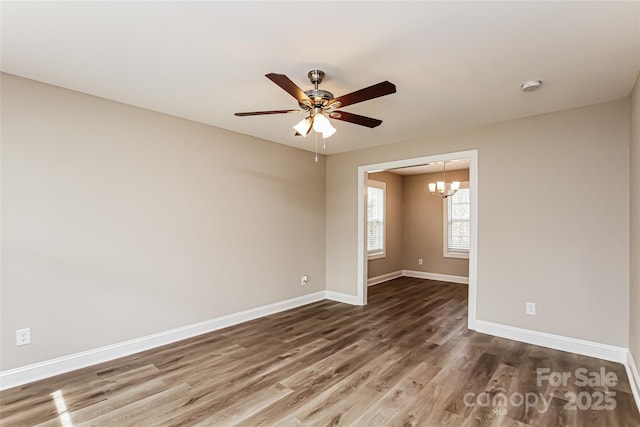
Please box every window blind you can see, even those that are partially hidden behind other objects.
[367,186,384,252]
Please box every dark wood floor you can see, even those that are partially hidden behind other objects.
[1,278,638,426]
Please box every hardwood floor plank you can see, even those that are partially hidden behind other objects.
[279,339,372,389]
[279,348,406,426]
[190,383,293,427]
[38,378,170,425]
[237,346,403,426]
[348,362,441,426]
[389,382,459,427]
[74,383,192,427]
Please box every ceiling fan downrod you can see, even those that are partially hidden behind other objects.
[308,69,324,89]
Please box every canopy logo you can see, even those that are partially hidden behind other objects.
[463,367,618,415]
[537,367,617,411]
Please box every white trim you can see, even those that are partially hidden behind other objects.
[357,166,368,306]
[367,252,385,260]
[367,270,403,286]
[357,150,478,328]
[467,152,478,330]
[0,291,326,391]
[402,270,469,284]
[475,320,628,363]
[367,270,469,286]
[443,250,469,259]
[626,350,640,413]
[325,290,363,306]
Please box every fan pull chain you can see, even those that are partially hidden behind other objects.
[315,132,318,163]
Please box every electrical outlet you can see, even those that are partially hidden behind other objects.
[301,275,309,286]
[418,258,423,265]
[16,328,31,346]
[526,302,536,315]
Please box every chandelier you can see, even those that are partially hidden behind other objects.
[428,162,460,198]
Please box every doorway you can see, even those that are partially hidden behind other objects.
[356,149,478,330]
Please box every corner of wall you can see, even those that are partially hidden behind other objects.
[629,71,640,395]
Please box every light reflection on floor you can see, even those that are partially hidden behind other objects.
[51,390,74,427]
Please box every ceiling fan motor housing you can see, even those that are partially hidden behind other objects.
[302,89,334,109]
[299,70,335,110]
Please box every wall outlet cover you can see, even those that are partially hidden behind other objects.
[525,302,536,315]
[16,328,31,346]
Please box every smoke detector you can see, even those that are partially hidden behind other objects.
[521,80,543,92]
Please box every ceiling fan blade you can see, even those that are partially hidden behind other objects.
[328,81,396,108]
[266,73,312,105]
[235,109,299,116]
[329,111,383,128]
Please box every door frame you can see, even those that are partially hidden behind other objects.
[356,149,478,330]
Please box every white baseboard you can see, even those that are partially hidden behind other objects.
[366,270,468,287]
[325,290,363,306]
[367,270,403,286]
[402,270,469,284]
[475,320,628,363]
[0,291,326,391]
[626,350,640,413]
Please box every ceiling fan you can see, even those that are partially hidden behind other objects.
[234,70,396,138]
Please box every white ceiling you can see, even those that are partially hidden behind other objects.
[2,1,639,155]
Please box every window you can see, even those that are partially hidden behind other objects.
[367,180,386,259]
[444,183,470,258]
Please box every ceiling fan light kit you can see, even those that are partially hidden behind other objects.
[309,113,336,138]
[235,69,396,140]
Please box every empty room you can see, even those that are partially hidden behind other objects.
[1,1,640,426]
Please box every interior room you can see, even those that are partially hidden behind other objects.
[367,160,471,286]
[1,1,639,425]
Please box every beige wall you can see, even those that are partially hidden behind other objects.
[630,72,640,367]
[367,171,403,278]
[402,169,469,277]
[0,74,326,370]
[326,100,630,347]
